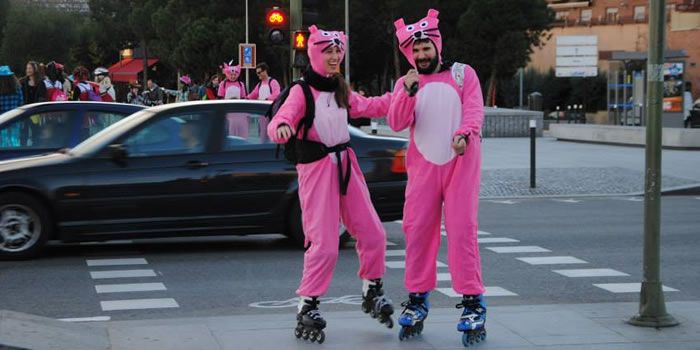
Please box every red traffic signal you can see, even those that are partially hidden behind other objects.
[294,30,309,50]
[266,7,287,27]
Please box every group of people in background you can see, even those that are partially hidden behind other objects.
[0,60,119,113]
[1,59,282,114]
[124,61,281,107]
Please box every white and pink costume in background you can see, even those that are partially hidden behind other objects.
[267,25,391,297]
[249,77,281,101]
[219,63,250,137]
[388,9,485,296]
[249,77,281,142]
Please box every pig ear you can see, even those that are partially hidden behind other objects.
[308,25,318,33]
[394,18,405,30]
[427,9,439,18]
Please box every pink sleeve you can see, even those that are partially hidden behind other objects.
[248,83,259,100]
[266,84,306,143]
[455,65,484,138]
[348,91,391,119]
[268,79,281,100]
[217,81,226,99]
[240,81,248,99]
[387,77,417,131]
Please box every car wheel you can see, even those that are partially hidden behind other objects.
[287,200,352,250]
[0,192,51,260]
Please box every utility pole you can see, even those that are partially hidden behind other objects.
[290,0,302,80]
[627,0,679,328]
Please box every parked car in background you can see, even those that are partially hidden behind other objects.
[0,100,407,259]
[0,102,144,161]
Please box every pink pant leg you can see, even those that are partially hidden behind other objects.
[226,113,249,138]
[340,150,386,280]
[403,159,443,293]
[443,140,484,295]
[295,156,341,297]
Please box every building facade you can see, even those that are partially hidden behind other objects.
[530,0,700,98]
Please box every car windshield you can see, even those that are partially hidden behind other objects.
[70,110,154,157]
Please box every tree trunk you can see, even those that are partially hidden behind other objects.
[141,39,148,87]
[486,68,498,107]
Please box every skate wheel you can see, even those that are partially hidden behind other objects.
[462,332,472,347]
[398,327,407,341]
[316,331,326,344]
[302,330,310,340]
[294,327,302,338]
[416,322,424,333]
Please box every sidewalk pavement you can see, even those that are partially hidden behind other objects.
[3,301,700,349]
[361,126,700,198]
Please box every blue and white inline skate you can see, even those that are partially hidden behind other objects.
[294,297,326,344]
[456,294,487,347]
[361,278,395,328]
[398,292,430,340]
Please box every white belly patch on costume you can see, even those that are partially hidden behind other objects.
[414,82,462,165]
[314,92,350,149]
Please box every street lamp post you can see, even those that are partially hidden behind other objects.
[628,0,679,328]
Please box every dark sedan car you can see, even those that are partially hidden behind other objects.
[0,102,144,161]
[0,100,407,259]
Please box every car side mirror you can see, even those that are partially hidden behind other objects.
[107,144,128,165]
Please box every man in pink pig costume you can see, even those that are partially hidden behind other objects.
[388,9,487,346]
[218,62,250,138]
[267,25,395,343]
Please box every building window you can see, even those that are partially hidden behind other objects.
[634,6,646,21]
[606,7,619,23]
[581,9,592,23]
[555,11,569,21]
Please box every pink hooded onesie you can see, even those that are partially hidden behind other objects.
[219,63,250,138]
[388,9,485,296]
[267,25,392,297]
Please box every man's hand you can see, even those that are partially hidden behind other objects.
[403,69,419,95]
[277,124,293,141]
[452,134,468,155]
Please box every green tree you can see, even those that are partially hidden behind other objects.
[455,0,553,105]
[0,3,81,74]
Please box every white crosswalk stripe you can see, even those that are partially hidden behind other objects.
[593,283,678,293]
[553,268,629,278]
[100,298,179,311]
[385,260,447,269]
[435,286,518,297]
[89,269,157,279]
[95,283,167,294]
[517,256,588,265]
[478,237,520,244]
[86,258,148,267]
[486,246,551,254]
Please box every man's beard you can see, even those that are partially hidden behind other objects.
[416,56,439,74]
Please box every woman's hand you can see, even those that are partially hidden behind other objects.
[277,124,293,140]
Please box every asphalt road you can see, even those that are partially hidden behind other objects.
[1,195,697,322]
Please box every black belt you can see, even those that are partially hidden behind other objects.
[326,142,352,195]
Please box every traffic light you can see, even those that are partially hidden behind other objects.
[266,7,288,45]
[293,30,309,50]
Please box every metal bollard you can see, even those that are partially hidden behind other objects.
[370,120,378,135]
[530,119,536,188]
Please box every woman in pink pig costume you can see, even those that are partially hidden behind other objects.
[388,9,488,345]
[218,62,250,138]
[267,25,395,343]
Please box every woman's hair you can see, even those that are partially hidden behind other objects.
[72,66,90,82]
[332,73,350,109]
[25,61,41,82]
[0,75,20,95]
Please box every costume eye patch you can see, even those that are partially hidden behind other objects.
[406,25,415,32]
[419,21,429,28]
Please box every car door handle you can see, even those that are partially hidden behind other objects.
[185,161,209,169]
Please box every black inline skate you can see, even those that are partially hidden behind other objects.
[361,278,394,328]
[294,297,326,344]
